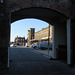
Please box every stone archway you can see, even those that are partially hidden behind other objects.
[0,7,68,69]
[0,0,73,69]
[9,7,68,65]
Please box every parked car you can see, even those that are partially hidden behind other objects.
[37,41,52,50]
[10,43,16,47]
[31,44,33,48]
[16,43,22,46]
[31,43,38,49]
[25,43,30,47]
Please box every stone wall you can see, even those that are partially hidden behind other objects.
[6,0,71,17]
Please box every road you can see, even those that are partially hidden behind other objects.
[1,47,75,75]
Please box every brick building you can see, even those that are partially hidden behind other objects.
[28,25,52,44]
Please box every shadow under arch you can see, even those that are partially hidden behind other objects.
[11,7,68,25]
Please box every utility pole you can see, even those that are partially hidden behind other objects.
[48,24,50,54]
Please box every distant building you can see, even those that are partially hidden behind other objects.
[14,36,25,45]
[27,25,52,44]
[35,25,52,42]
[27,28,35,44]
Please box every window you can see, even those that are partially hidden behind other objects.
[0,0,3,3]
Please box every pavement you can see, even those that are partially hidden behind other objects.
[0,47,75,75]
[32,48,52,57]
[19,46,52,57]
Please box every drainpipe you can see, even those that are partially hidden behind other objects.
[67,18,71,65]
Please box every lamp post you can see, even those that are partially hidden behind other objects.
[48,24,50,54]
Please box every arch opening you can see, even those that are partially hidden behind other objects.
[8,7,68,68]
[10,18,49,42]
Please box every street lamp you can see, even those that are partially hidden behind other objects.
[48,24,50,54]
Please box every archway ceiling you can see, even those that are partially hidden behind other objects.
[11,8,67,25]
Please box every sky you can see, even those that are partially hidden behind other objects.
[10,18,49,42]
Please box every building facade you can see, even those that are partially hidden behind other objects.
[35,25,52,42]
[15,36,25,45]
[27,28,35,44]
[28,25,52,44]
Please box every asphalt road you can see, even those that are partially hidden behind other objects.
[1,47,75,75]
